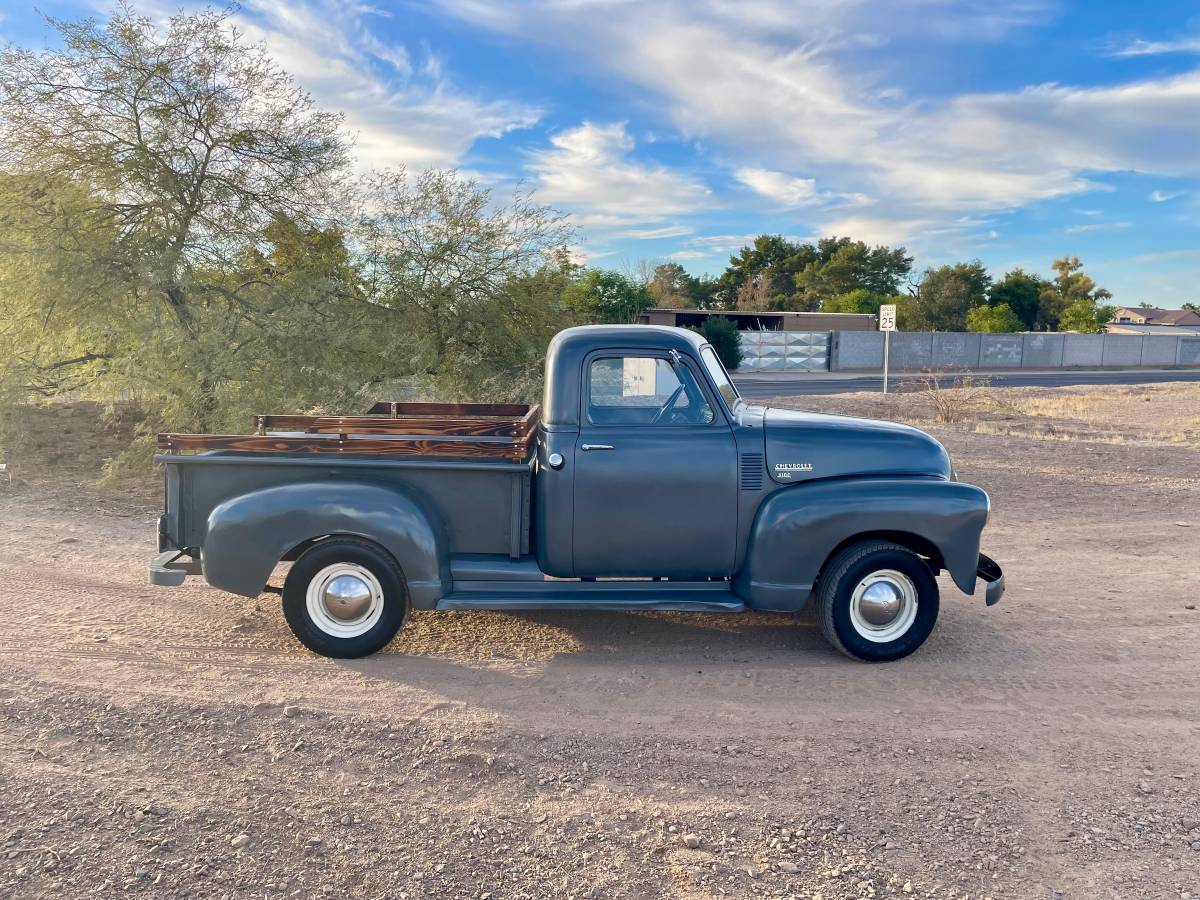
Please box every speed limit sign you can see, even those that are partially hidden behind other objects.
[878,304,897,394]
[879,304,897,331]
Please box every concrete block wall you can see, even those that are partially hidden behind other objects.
[1140,336,1180,366]
[933,333,981,368]
[828,331,1200,371]
[1020,334,1065,368]
[1062,334,1103,367]
[979,335,1022,368]
[830,331,884,369]
[888,333,934,370]
[1101,335,1143,367]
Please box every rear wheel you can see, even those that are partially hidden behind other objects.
[282,538,409,658]
[814,540,939,662]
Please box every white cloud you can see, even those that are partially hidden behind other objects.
[1066,221,1131,234]
[526,122,712,228]
[436,0,1200,244]
[612,224,695,239]
[817,213,941,246]
[683,234,769,251]
[1109,36,1200,58]
[734,168,823,207]
[565,244,615,265]
[1150,190,1182,202]
[232,0,540,170]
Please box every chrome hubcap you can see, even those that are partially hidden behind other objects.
[849,570,918,643]
[305,563,384,638]
[323,574,373,621]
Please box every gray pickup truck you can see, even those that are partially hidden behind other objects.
[151,324,1003,662]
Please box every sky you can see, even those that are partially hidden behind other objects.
[4,0,1200,305]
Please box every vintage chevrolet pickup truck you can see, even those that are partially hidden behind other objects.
[151,324,1003,662]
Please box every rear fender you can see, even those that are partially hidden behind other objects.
[202,481,446,607]
[734,477,989,611]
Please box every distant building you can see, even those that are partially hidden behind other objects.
[638,308,877,332]
[1106,322,1200,336]
[1110,306,1200,327]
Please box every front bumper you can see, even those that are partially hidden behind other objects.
[976,554,1004,606]
[149,550,203,587]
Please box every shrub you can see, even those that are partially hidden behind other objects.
[967,302,1023,333]
[694,316,744,371]
[916,370,993,424]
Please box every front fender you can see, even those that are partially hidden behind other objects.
[734,477,989,611]
[202,481,447,607]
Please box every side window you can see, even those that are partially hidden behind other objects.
[587,356,715,426]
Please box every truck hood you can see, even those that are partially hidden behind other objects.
[762,406,951,484]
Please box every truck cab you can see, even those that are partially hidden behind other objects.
[151,324,1004,662]
[536,327,742,579]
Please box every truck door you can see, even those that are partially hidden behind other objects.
[572,351,737,578]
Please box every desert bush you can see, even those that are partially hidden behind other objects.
[915,370,994,424]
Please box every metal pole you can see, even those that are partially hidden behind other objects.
[883,329,890,394]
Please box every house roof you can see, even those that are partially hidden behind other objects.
[1105,322,1200,336]
[1113,307,1200,326]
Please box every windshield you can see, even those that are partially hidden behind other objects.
[700,346,740,408]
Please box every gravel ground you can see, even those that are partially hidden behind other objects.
[1,397,1199,899]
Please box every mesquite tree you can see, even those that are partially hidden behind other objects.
[0,8,350,428]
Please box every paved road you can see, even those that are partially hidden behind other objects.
[731,367,1200,398]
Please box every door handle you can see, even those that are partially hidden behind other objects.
[580,443,614,451]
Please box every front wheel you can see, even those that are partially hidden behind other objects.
[814,541,939,662]
[282,538,409,658]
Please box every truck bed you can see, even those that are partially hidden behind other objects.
[157,402,539,463]
[155,402,537,565]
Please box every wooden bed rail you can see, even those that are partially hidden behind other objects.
[159,403,539,463]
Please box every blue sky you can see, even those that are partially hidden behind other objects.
[5,0,1200,304]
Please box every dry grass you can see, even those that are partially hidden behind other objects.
[997,384,1200,441]
[911,370,995,423]
[774,381,1200,448]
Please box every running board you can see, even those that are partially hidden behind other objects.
[437,585,746,613]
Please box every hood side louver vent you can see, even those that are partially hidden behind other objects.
[740,453,764,490]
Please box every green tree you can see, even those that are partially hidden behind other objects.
[646,262,697,309]
[909,261,991,331]
[0,7,350,430]
[987,269,1044,330]
[0,5,577,466]
[716,234,912,312]
[689,273,721,309]
[694,316,743,370]
[353,169,573,393]
[1058,299,1116,333]
[795,238,912,309]
[822,288,896,317]
[561,269,651,324]
[966,303,1023,333]
[721,235,812,310]
[437,254,580,401]
[1038,256,1112,331]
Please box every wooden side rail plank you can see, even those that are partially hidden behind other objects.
[365,401,530,418]
[256,405,540,438]
[158,433,533,460]
[255,417,520,437]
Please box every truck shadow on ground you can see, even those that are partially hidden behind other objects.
[331,600,1020,725]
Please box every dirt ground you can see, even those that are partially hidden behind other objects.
[1,385,1199,900]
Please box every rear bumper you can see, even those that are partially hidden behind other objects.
[149,550,203,587]
[977,554,1004,606]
